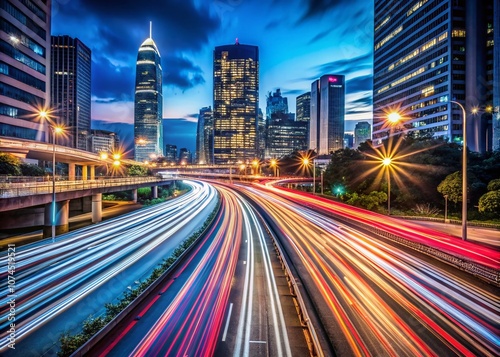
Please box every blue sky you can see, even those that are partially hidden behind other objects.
[51,0,374,151]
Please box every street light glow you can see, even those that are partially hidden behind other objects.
[382,157,392,166]
[387,112,401,123]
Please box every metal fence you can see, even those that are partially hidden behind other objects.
[0,176,166,198]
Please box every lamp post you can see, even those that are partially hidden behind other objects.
[320,169,324,195]
[270,159,277,177]
[444,194,448,223]
[450,100,467,240]
[51,125,63,241]
[382,157,392,215]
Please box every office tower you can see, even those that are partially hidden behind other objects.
[296,92,311,122]
[213,41,259,164]
[493,0,500,150]
[1,0,52,141]
[51,35,91,150]
[88,129,119,154]
[373,0,496,153]
[179,148,192,164]
[165,144,177,163]
[310,75,345,155]
[344,133,354,148]
[354,121,371,148]
[134,24,163,162]
[265,89,307,158]
[196,106,213,164]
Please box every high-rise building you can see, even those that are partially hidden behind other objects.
[196,106,213,164]
[257,108,265,159]
[344,133,354,148]
[179,148,192,164]
[373,0,497,153]
[310,75,345,155]
[51,35,91,150]
[134,24,163,162]
[493,0,500,151]
[1,0,52,141]
[296,92,311,122]
[354,121,371,148]
[87,129,119,154]
[213,41,259,164]
[165,144,177,163]
[265,89,307,158]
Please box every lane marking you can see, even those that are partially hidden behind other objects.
[222,303,233,342]
[249,340,267,344]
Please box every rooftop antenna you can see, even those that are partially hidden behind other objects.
[150,21,152,38]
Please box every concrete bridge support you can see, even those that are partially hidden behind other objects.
[43,200,70,237]
[92,193,102,223]
[132,189,138,203]
[90,165,95,180]
[82,165,88,180]
[152,186,158,199]
[68,163,76,181]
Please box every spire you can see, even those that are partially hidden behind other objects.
[149,21,152,39]
[235,37,239,45]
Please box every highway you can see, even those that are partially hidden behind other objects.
[236,183,500,356]
[86,182,307,356]
[0,180,217,356]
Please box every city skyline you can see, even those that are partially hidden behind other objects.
[51,0,374,139]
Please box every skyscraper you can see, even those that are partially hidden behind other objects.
[296,91,311,150]
[134,24,163,162]
[213,41,259,164]
[373,0,497,153]
[493,0,500,151]
[310,75,345,155]
[354,121,371,148]
[51,35,91,150]
[1,0,52,141]
[196,106,213,164]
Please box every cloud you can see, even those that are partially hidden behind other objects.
[314,52,372,76]
[299,0,352,22]
[163,55,205,90]
[308,28,333,44]
[346,74,373,93]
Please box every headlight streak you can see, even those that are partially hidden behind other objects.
[0,181,217,351]
[237,184,499,356]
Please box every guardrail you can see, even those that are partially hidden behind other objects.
[0,176,170,198]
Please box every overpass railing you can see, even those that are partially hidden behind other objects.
[0,176,169,198]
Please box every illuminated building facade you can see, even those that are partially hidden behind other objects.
[51,35,91,150]
[373,0,497,153]
[310,75,345,155]
[134,26,163,162]
[354,121,371,148]
[196,106,213,164]
[0,0,51,141]
[213,42,259,164]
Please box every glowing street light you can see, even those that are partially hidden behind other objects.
[450,100,467,241]
[382,156,392,215]
[387,112,401,124]
[302,157,316,194]
[270,159,278,177]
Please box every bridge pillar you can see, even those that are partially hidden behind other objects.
[90,165,95,180]
[68,163,76,181]
[82,165,88,180]
[152,186,158,199]
[43,200,70,237]
[92,193,102,223]
[132,189,138,203]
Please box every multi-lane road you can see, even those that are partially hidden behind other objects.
[1,179,498,356]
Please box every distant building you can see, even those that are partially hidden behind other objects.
[213,41,259,164]
[354,121,371,148]
[265,89,307,158]
[0,1,52,142]
[257,108,265,159]
[179,148,192,164]
[165,144,177,163]
[310,75,345,155]
[51,35,91,150]
[493,0,500,150]
[88,129,119,154]
[196,106,213,164]
[344,133,354,149]
[296,92,311,148]
[134,24,163,162]
[373,0,498,153]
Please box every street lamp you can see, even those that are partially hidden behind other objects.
[302,157,316,194]
[450,100,467,241]
[270,159,278,177]
[382,157,392,215]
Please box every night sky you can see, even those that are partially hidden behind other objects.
[51,0,374,152]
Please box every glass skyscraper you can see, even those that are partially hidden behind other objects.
[196,106,213,164]
[373,0,497,153]
[134,26,163,162]
[51,35,91,150]
[213,41,259,164]
[310,75,345,155]
[1,0,52,142]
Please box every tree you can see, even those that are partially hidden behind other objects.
[437,171,462,203]
[127,164,149,176]
[478,191,500,214]
[487,178,500,192]
[21,163,46,176]
[0,153,21,176]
